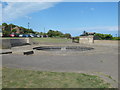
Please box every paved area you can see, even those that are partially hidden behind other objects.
[2,43,119,87]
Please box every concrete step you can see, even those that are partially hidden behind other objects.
[23,51,34,55]
[0,49,12,54]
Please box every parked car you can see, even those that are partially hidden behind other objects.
[9,33,19,37]
[2,34,9,37]
[22,34,31,37]
[43,35,48,38]
[37,35,40,37]
[33,34,37,37]
[25,34,31,37]
[19,34,23,37]
[30,34,34,37]
[15,34,19,37]
[9,34,15,37]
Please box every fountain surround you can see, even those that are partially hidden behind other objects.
[33,46,94,52]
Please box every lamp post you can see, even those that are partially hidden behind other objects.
[28,22,30,30]
[44,27,45,34]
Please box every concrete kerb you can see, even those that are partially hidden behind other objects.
[0,49,35,55]
[0,49,12,54]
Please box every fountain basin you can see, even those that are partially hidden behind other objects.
[33,46,94,52]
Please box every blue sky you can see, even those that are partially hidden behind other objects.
[2,2,118,36]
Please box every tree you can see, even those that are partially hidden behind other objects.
[104,34,113,40]
[2,30,12,36]
[9,23,16,28]
[94,33,113,40]
[39,32,44,35]
[64,33,71,38]
[2,23,12,36]
[12,29,17,33]
[47,30,55,37]
[47,30,64,37]
[2,23,8,31]
[2,23,7,27]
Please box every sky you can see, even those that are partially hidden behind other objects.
[1,1,119,36]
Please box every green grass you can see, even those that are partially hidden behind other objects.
[112,37,120,40]
[1,37,72,43]
[32,38,72,43]
[2,67,111,88]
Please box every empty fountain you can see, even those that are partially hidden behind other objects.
[61,47,66,51]
[33,46,94,52]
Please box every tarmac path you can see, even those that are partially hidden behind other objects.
[2,43,118,87]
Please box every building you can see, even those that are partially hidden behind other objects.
[11,27,21,34]
[81,31,96,36]
[87,32,96,35]
[79,31,95,44]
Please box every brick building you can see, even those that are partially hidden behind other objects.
[11,27,21,34]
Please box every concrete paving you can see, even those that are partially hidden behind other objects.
[2,43,119,87]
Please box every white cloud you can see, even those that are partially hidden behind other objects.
[61,26,118,36]
[2,0,63,2]
[2,0,119,2]
[64,0,119,2]
[90,8,95,11]
[25,16,32,20]
[77,26,118,32]
[0,3,2,24]
[2,1,62,22]
[63,26,118,33]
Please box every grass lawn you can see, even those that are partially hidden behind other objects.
[1,37,72,43]
[32,38,72,43]
[1,37,23,39]
[2,67,111,88]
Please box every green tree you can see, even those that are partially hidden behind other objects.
[12,29,17,33]
[2,30,12,36]
[64,33,71,38]
[39,32,44,35]
[47,30,63,37]
[2,23,12,36]
[94,33,113,40]
[9,23,16,28]
[2,23,36,36]
[104,34,113,40]
[47,30,54,37]
[2,23,7,27]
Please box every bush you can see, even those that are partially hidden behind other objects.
[112,37,120,40]
[94,33,113,40]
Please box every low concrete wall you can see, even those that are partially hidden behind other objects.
[1,39,11,49]
[1,38,32,49]
[79,36,119,45]
[94,40,118,44]
[79,36,94,44]
[10,38,31,47]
